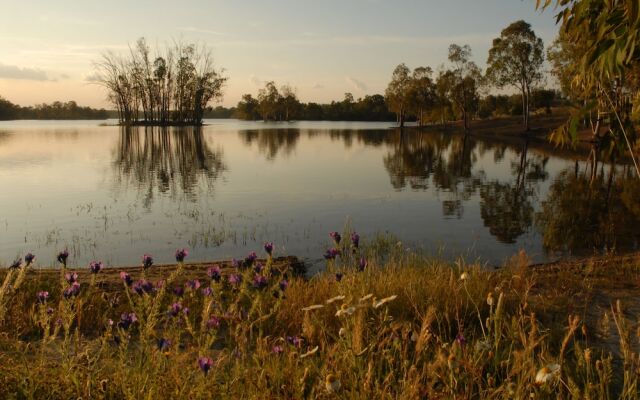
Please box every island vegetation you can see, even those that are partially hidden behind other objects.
[0,97,109,120]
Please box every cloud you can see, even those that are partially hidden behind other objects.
[346,77,367,92]
[0,63,51,81]
[249,74,263,86]
[312,83,324,89]
[84,73,102,83]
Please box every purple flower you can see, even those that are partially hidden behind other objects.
[89,261,103,274]
[264,242,273,255]
[286,336,303,347]
[120,271,133,286]
[231,258,240,268]
[201,287,213,297]
[46,307,54,315]
[351,232,360,248]
[132,280,154,295]
[142,254,153,269]
[173,286,184,297]
[168,302,183,317]
[185,279,201,291]
[183,307,189,316]
[64,272,78,284]
[279,279,289,291]
[253,262,264,274]
[198,356,213,375]
[358,257,367,272]
[207,315,220,329]
[272,345,284,354]
[455,333,466,346]
[37,291,49,304]
[244,252,257,268]
[63,282,81,299]
[24,253,36,265]
[155,280,165,289]
[118,312,138,329]
[324,248,340,260]
[253,274,268,289]
[228,274,242,286]
[157,338,171,352]
[330,231,342,245]
[175,248,188,263]
[10,258,22,269]
[207,265,222,282]
[335,273,344,282]
[57,250,69,266]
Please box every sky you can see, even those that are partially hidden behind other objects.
[0,0,561,108]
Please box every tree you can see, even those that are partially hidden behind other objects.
[447,44,482,132]
[257,81,280,121]
[385,63,412,127]
[486,20,544,131]
[279,85,301,121]
[407,67,435,127]
[235,94,260,120]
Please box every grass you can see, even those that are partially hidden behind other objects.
[0,238,639,399]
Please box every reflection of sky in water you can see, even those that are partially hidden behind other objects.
[0,120,637,269]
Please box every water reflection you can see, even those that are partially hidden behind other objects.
[113,126,226,205]
[239,129,300,160]
[537,164,640,254]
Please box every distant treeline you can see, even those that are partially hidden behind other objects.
[0,97,109,120]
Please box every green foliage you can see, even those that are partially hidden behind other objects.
[0,97,108,120]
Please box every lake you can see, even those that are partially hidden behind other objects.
[1,119,638,271]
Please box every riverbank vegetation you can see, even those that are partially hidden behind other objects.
[0,97,108,120]
[1,236,640,398]
[93,38,227,126]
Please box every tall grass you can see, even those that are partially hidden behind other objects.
[0,242,639,399]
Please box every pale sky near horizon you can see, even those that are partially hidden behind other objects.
[0,0,560,108]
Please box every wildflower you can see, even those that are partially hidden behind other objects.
[168,302,183,317]
[198,357,213,375]
[302,304,324,312]
[335,304,356,317]
[358,257,367,272]
[272,345,284,354]
[155,280,165,289]
[65,272,78,284]
[175,248,188,263]
[207,315,221,329]
[373,295,398,309]
[351,232,360,248]
[183,307,190,316]
[253,262,264,274]
[329,231,341,245]
[244,251,257,267]
[24,253,35,265]
[132,280,154,295]
[231,258,240,268]
[459,272,470,282]
[157,338,171,352]
[173,286,184,297]
[253,274,268,289]
[107,319,114,327]
[118,312,137,330]
[335,272,344,282]
[63,282,81,299]
[300,346,319,358]
[286,336,303,347]
[201,287,213,297]
[486,292,495,306]
[264,242,273,255]
[37,291,49,304]
[535,364,561,385]
[119,271,132,286]
[142,254,153,269]
[324,248,340,260]
[326,295,345,304]
[89,261,103,274]
[185,279,201,290]
[279,279,289,291]
[228,274,242,286]
[9,258,22,269]
[57,250,69,266]
[455,333,466,347]
[325,374,341,393]
[207,265,222,282]
[46,307,54,315]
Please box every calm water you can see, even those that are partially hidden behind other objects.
[1,119,638,269]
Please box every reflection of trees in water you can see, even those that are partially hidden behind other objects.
[536,165,640,254]
[239,129,300,160]
[114,126,226,206]
[480,141,549,243]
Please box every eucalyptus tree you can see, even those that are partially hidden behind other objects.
[486,20,544,131]
[257,81,280,121]
[434,70,454,128]
[407,66,436,127]
[279,85,301,121]
[385,63,412,127]
[447,44,482,132]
